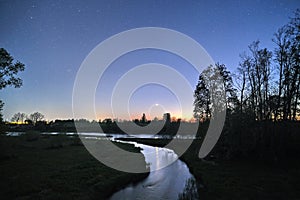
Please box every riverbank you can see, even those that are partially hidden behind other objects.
[117,137,300,199]
[0,132,149,199]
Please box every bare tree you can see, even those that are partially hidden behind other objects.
[11,112,27,123]
[235,54,251,115]
[273,27,289,120]
[273,9,300,120]
[238,41,272,120]
[0,101,4,123]
[29,112,44,124]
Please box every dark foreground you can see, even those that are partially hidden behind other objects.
[1,132,300,200]
[118,137,300,200]
[0,132,148,200]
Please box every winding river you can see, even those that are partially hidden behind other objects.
[6,132,198,199]
[110,140,198,200]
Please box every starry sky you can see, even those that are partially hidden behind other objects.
[0,0,299,121]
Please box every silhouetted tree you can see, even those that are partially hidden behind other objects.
[11,112,27,123]
[0,48,25,123]
[273,9,300,120]
[236,41,272,121]
[235,53,251,115]
[0,101,3,123]
[216,63,238,110]
[193,72,210,120]
[29,112,44,124]
[0,48,25,90]
[285,9,300,120]
[273,27,290,120]
[194,64,236,120]
[248,41,272,120]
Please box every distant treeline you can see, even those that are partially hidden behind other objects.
[6,117,182,136]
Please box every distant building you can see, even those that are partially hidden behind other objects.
[163,113,171,124]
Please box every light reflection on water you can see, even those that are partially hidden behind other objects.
[6,132,200,140]
[6,132,24,136]
[109,141,197,200]
[5,132,199,199]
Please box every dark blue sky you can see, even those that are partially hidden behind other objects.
[0,0,299,121]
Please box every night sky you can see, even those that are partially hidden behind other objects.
[0,0,299,121]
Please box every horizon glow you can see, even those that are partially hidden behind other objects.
[0,1,299,121]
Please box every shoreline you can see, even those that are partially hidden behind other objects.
[115,137,300,199]
[2,131,300,199]
[0,133,149,199]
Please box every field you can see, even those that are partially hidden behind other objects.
[0,132,148,200]
[118,136,300,200]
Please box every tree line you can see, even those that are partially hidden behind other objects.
[193,9,300,161]
[194,9,300,122]
[11,112,44,124]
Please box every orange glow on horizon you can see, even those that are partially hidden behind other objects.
[97,112,193,122]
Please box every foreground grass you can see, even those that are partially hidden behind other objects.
[118,137,300,200]
[0,133,148,200]
[182,151,300,199]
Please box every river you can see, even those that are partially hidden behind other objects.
[110,140,198,200]
[6,132,199,199]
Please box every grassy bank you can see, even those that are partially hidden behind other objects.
[182,144,300,199]
[118,137,300,199]
[0,132,149,200]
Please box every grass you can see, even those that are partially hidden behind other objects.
[1,131,299,199]
[118,137,300,200]
[181,154,300,200]
[0,132,149,200]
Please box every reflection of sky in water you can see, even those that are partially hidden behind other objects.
[110,142,196,200]
[133,143,179,172]
[141,146,178,172]
[5,131,198,199]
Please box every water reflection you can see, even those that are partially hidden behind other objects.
[110,142,198,200]
[140,145,178,172]
[5,131,199,199]
[6,132,24,136]
[6,132,200,140]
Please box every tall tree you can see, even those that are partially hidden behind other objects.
[288,9,300,120]
[216,63,238,111]
[273,27,290,120]
[0,101,4,123]
[238,41,272,121]
[0,48,25,123]
[235,54,251,115]
[194,64,236,121]
[193,73,211,120]
[273,9,300,120]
